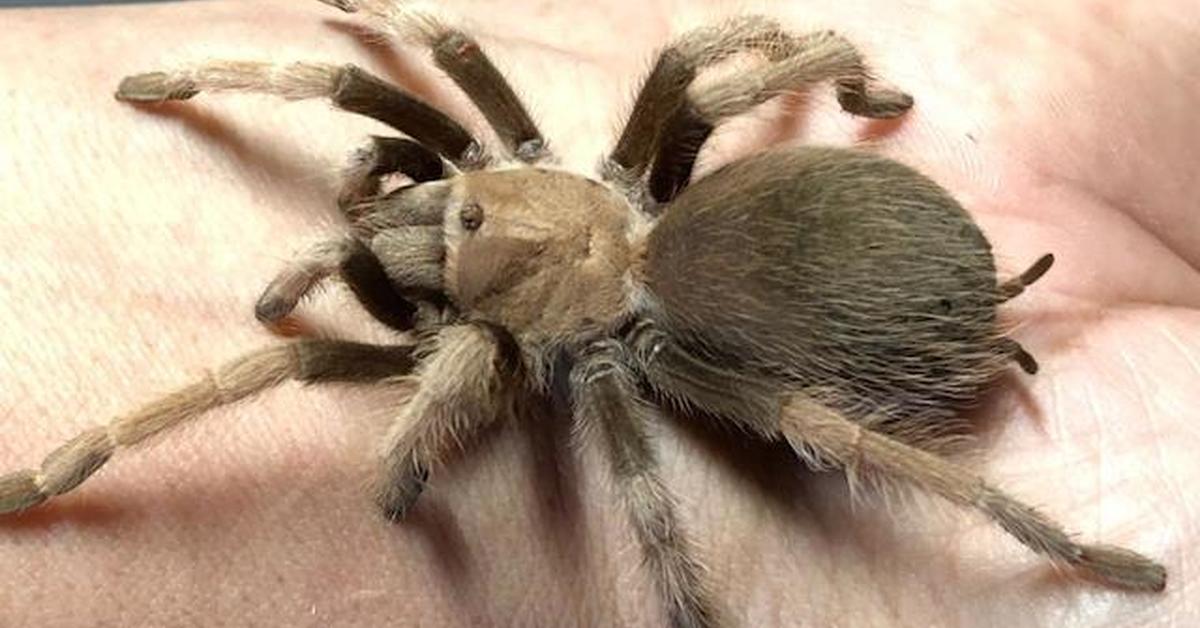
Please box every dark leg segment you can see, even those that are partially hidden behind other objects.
[116,62,484,169]
[430,32,546,161]
[321,0,547,162]
[607,16,796,182]
[647,102,714,205]
[338,136,446,215]
[254,235,433,333]
[331,66,483,167]
[369,137,445,183]
[648,30,913,204]
[339,238,420,331]
[572,341,722,628]
[0,340,416,514]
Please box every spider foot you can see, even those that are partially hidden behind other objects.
[115,72,199,103]
[0,470,47,515]
[837,84,914,119]
[1077,544,1167,592]
[255,285,303,326]
[377,465,429,523]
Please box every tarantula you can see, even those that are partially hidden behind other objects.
[0,2,1166,626]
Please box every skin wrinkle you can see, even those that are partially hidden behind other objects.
[1031,172,1200,288]
[1026,252,1200,318]
[0,0,1196,626]
[1118,327,1199,602]
[1146,422,1196,614]
[1066,319,1191,551]
[1080,375,1110,548]
[1155,323,1200,387]
[1009,8,1200,272]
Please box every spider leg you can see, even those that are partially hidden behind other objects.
[624,319,782,438]
[319,0,547,162]
[633,329,1164,592]
[649,30,912,203]
[572,341,722,628]
[116,61,484,168]
[0,340,417,515]
[780,394,1167,592]
[605,16,797,187]
[338,238,429,331]
[337,136,447,215]
[255,237,356,326]
[257,226,450,333]
[375,323,521,520]
[255,236,424,332]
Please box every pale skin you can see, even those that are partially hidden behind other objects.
[0,1,1196,626]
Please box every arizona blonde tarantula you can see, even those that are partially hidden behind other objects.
[0,1,1166,626]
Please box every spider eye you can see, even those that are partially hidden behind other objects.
[460,202,485,231]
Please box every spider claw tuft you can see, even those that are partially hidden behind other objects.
[1076,544,1167,592]
[0,470,47,515]
[254,292,299,326]
[115,72,199,103]
[838,86,914,119]
[376,465,429,523]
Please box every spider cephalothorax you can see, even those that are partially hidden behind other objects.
[0,2,1165,627]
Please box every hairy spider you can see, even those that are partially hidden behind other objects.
[0,2,1166,626]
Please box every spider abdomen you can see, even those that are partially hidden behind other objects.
[643,146,1007,426]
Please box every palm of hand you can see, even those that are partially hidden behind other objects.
[0,1,1194,626]
[683,2,1196,625]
